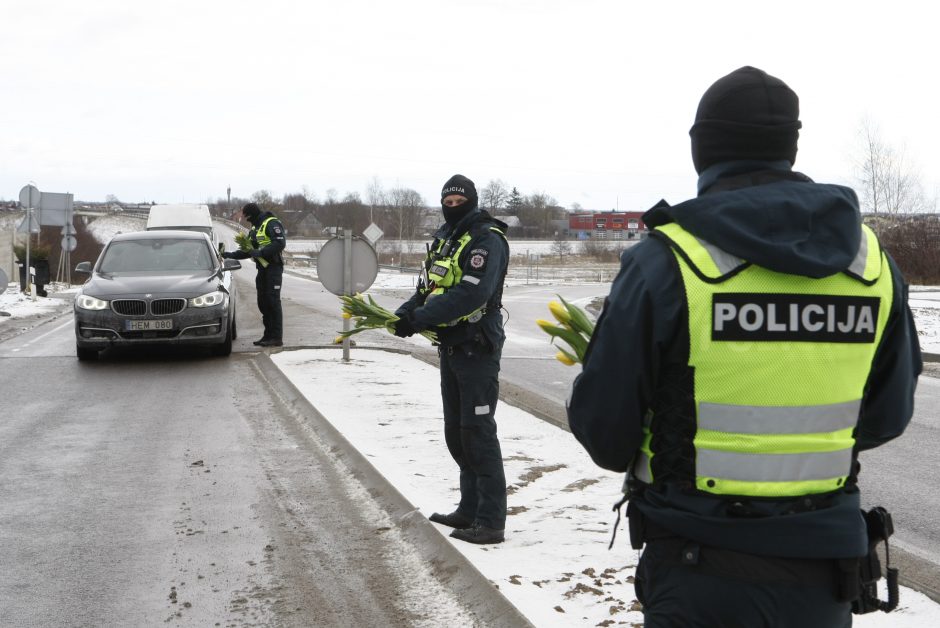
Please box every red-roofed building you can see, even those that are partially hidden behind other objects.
[569,211,647,239]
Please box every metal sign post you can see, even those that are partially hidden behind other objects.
[315,230,379,363]
[18,184,40,298]
[342,229,353,361]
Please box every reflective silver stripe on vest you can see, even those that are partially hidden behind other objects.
[697,448,852,482]
[633,451,652,482]
[695,236,742,275]
[698,400,861,435]
[847,231,869,277]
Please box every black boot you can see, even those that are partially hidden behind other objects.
[449,524,504,545]
[429,511,473,530]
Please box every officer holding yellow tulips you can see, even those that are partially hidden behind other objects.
[222,202,286,347]
[393,174,510,545]
[567,67,921,627]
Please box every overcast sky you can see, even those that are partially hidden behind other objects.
[2,0,937,213]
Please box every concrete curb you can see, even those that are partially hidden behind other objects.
[367,346,940,606]
[252,348,535,628]
[0,296,74,344]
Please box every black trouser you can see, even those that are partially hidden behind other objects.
[635,537,852,628]
[255,264,283,340]
[438,343,506,530]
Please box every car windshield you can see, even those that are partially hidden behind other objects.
[99,238,216,273]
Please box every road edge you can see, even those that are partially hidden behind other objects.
[411,347,940,605]
[252,348,535,628]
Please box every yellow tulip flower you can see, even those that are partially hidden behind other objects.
[548,301,571,324]
[555,351,576,366]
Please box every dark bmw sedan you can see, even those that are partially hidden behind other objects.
[73,230,241,360]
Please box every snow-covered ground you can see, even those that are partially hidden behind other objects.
[272,348,940,628]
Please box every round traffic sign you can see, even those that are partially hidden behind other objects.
[19,184,40,209]
[316,236,378,296]
[62,235,78,252]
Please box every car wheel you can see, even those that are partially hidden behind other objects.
[211,322,233,357]
[77,345,98,361]
[231,314,238,340]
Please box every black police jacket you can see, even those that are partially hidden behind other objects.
[396,209,509,349]
[225,211,286,267]
[567,161,922,559]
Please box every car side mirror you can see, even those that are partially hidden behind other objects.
[222,259,242,271]
[74,261,93,274]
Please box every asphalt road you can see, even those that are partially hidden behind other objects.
[0,286,488,627]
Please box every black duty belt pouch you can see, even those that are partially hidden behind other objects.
[850,506,899,614]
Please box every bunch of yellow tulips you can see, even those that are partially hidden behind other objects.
[337,294,438,344]
[536,295,595,365]
[234,232,268,267]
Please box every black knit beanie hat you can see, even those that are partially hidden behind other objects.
[441,174,477,205]
[689,66,802,174]
[242,202,262,224]
[440,174,478,223]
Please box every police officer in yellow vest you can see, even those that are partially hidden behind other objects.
[567,67,921,627]
[393,174,510,545]
[222,202,286,347]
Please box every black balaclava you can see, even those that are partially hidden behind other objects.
[440,174,478,224]
[242,202,262,226]
[689,66,802,174]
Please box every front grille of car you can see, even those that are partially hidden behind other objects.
[110,298,186,316]
[112,299,147,316]
[151,299,186,315]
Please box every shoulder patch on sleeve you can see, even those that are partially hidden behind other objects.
[469,252,487,271]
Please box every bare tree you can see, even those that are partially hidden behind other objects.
[518,192,563,238]
[366,176,385,223]
[387,187,426,240]
[550,232,571,262]
[854,119,929,214]
[251,190,277,212]
[302,185,319,205]
[316,189,364,232]
[481,179,509,212]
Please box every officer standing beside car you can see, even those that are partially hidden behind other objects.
[567,67,921,627]
[393,174,510,545]
[222,202,286,347]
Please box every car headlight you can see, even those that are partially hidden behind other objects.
[76,294,109,310]
[189,291,225,308]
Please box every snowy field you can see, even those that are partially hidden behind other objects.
[287,237,638,260]
[3,209,940,352]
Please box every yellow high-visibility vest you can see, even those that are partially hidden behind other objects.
[632,222,893,498]
[422,226,505,326]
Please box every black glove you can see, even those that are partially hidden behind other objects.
[393,316,418,338]
[221,251,235,259]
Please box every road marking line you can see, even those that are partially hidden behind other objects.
[12,318,73,352]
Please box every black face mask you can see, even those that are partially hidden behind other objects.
[442,198,477,225]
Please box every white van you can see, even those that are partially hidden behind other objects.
[146,204,218,248]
